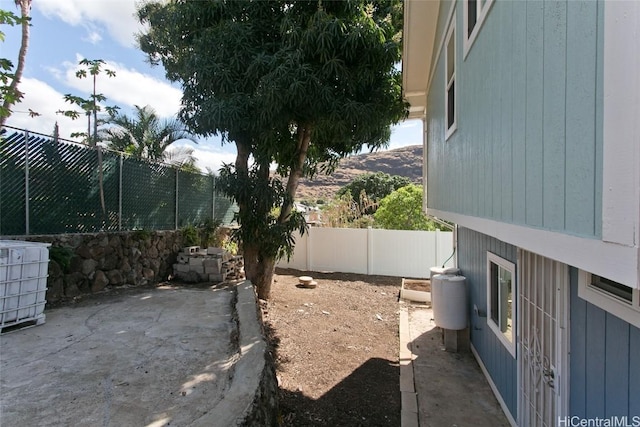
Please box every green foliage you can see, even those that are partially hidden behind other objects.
[181,224,199,247]
[199,218,221,248]
[49,245,74,273]
[221,238,238,256]
[337,172,411,203]
[56,58,119,145]
[138,0,407,296]
[217,163,307,262]
[374,184,441,231]
[321,190,374,228]
[181,219,224,249]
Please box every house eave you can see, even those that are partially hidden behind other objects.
[402,0,441,120]
[427,208,640,290]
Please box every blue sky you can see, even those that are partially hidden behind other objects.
[3,0,422,172]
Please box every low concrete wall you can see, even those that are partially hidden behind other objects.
[192,280,279,427]
[14,231,185,305]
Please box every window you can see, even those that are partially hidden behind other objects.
[445,20,456,139]
[578,270,640,328]
[467,0,478,38]
[487,252,516,356]
[463,0,495,58]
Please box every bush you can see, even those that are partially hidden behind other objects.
[374,184,441,231]
[49,245,74,273]
[181,224,200,247]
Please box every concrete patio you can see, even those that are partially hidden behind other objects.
[0,281,273,427]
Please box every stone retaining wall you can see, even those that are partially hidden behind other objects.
[16,231,184,305]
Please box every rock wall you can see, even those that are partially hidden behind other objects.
[19,231,184,305]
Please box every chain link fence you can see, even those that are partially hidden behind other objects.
[0,127,237,236]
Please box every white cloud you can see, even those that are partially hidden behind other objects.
[57,55,182,118]
[388,119,423,149]
[174,141,237,174]
[396,119,422,130]
[83,30,103,45]
[5,78,88,140]
[35,0,141,47]
[4,79,234,173]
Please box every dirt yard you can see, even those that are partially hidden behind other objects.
[262,268,402,426]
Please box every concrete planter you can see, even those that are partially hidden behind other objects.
[400,278,431,303]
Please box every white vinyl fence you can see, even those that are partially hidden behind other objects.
[277,227,455,278]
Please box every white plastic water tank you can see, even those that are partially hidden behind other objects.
[429,267,460,308]
[429,266,460,280]
[432,274,468,330]
[0,240,50,330]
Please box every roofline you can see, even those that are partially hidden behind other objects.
[402,0,441,120]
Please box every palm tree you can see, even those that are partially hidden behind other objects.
[0,0,32,126]
[102,105,198,168]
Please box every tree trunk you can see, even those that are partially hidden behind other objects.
[278,126,312,223]
[253,254,276,300]
[0,0,31,127]
[236,126,311,300]
[234,139,260,283]
[243,243,259,284]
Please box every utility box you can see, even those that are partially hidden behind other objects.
[0,240,50,331]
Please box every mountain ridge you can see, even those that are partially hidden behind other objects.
[295,144,423,201]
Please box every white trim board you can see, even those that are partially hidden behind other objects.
[602,0,640,248]
[427,0,457,97]
[427,208,640,289]
[463,0,495,60]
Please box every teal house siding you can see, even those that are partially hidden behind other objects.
[426,0,603,238]
[570,267,640,418]
[457,227,517,419]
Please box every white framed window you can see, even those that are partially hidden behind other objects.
[487,252,516,357]
[445,18,456,140]
[463,0,495,59]
[578,270,640,329]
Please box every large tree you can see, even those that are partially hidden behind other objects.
[138,0,407,299]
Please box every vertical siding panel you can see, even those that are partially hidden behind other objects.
[565,0,597,237]
[542,0,566,230]
[458,228,516,417]
[604,314,629,417]
[476,46,485,218]
[500,0,513,222]
[585,303,606,418]
[489,17,499,220]
[524,0,544,227]
[569,268,587,417]
[512,1,527,224]
[629,326,640,414]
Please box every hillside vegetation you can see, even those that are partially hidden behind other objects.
[295,144,422,201]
